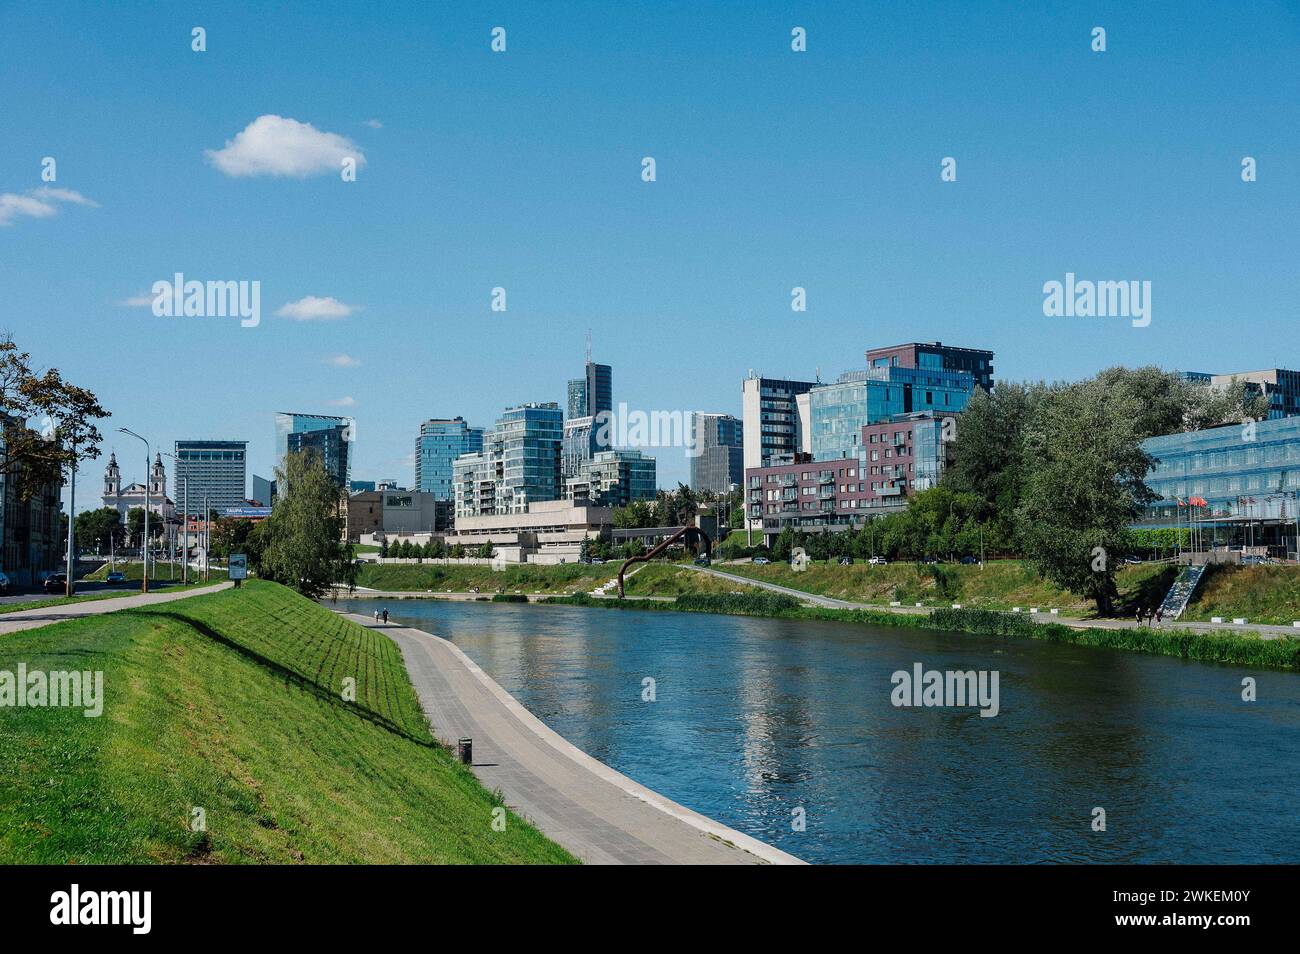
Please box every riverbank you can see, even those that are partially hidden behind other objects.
[346,611,802,864]
[538,590,1300,670]
[0,580,574,863]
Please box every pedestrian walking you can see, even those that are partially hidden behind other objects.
[382,608,389,624]
[1155,608,1163,627]
[374,609,380,622]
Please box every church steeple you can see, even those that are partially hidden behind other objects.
[104,452,120,496]
[150,452,166,496]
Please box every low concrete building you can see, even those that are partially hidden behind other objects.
[346,490,449,542]
[451,498,612,564]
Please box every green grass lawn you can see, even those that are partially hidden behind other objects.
[659,559,1174,618]
[1183,564,1300,625]
[622,562,751,597]
[355,561,615,595]
[0,580,227,615]
[83,561,229,583]
[0,579,575,864]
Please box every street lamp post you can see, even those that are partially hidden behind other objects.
[64,440,77,597]
[162,452,188,585]
[118,428,150,593]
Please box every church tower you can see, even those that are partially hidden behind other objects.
[150,452,166,498]
[104,452,121,496]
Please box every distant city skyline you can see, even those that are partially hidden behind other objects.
[4,2,1296,513]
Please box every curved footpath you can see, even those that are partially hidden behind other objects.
[0,582,234,635]
[343,612,804,865]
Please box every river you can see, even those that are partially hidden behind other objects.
[339,598,1300,864]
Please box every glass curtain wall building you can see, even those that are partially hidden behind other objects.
[275,412,355,487]
[415,417,484,499]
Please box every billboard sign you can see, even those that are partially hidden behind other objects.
[228,553,248,580]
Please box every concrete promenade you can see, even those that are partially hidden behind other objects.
[344,612,803,865]
[690,565,1298,640]
[0,582,234,635]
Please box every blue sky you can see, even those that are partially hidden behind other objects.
[2,0,1297,509]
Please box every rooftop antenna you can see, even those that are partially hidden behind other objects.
[816,365,822,384]
[586,328,592,365]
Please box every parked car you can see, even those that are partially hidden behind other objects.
[106,571,126,583]
[0,571,10,594]
[589,558,605,565]
[43,572,68,594]
[838,556,854,566]
[693,555,711,567]
[868,556,888,565]
[960,556,978,565]
[1123,557,1142,565]
[751,556,771,565]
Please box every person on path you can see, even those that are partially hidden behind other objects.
[382,608,389,624]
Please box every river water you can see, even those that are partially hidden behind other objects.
[340,598,1300,864]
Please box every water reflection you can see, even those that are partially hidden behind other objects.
[341,599,1300,864]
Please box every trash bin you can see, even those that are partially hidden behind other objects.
[456,738,473,765]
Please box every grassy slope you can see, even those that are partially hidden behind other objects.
[622,562,750,596]
[356,561,613,594]
[83,561,229,583]
[1184,564,1300,625]
[691,560,1170,616]
[0,580,574,864]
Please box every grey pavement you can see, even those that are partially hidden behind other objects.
[0,582,234,635]
[345,612,803,865]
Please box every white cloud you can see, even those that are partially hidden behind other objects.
[0,187,98,226]
[328,396,357,407]
[206,115,367,178]
[328,353,361,367]
[275,296,358,321]
[364,118,383,129]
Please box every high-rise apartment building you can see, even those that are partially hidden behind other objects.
[414,417,484,499]
[565,449,657,509]
[174,440,247,515]
[453,403,563,518]
[275,412,354,487]
[689,412,744,495]
[566,379,587,421]
[741,375,818,471]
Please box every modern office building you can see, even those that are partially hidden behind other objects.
[447,499,614,564]
[1136,416,1300,554]
[808,366,975,461]
[741,374,819,471]
[173,440,247,515]
[565,449,657,509]
[566,379,587,421]
[689,412,744,495]
[562,415,597,478]
[865,341,995,392]
[453,403,564,518]
[252,473,276,505]
[585,362,613,423]
[1197,368,1300,420]
[414,417,484,499]
[348,479,375,494]
[275,412,354,487]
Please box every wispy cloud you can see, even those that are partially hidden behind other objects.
[275,296,358,321]
[327,353,361,367]
[363,118,383,129]
[0,187,99,226]
[328,396,357,408]
[206,115,366,178]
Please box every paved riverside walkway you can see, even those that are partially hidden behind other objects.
[690,565,1298,640]
[0,582,234,635]
[344,612,803,865]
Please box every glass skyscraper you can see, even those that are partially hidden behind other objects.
[414,417,484,499]
[453,403,564,517]
[275,411,354,487]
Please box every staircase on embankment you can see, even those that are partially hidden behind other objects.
[1158,564,1208,620]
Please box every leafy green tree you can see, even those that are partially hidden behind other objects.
[75,506,124,552]
[474,543,494,559]
[259,451,355,599]
[1016,380,1155,615]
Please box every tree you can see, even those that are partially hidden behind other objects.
[474,543,494,559]
[210,517,257,559]
[259,451,355,599]
[1016,381,1156,615]
[126,506,163,544]
[75,507,124,552]
[0,334,110,501]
